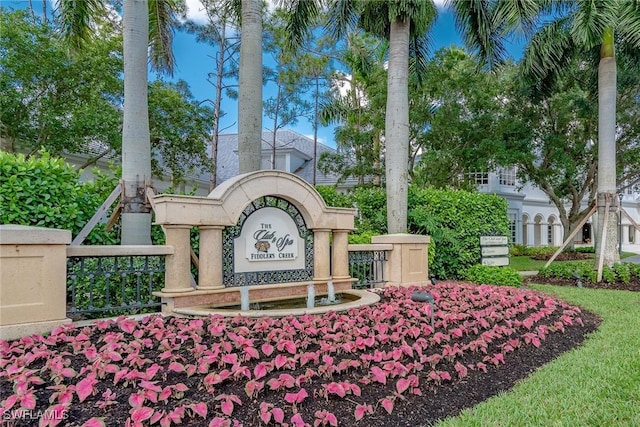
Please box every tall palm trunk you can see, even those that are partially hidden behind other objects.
[238,0,262,173]
[121,0,152,245]
[595,28,620,266]
[385,19,410,234]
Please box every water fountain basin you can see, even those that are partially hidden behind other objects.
[173,289,380,318]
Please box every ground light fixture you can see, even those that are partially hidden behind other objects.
[411,290,435,329]
[572,271,583,288]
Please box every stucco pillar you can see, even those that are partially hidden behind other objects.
[372,234,430,286]
[313,229,331,281]
[163,225,193,292]
[526,221,535,247]
[331,230,350,279]
[0,225,72,340]
[198,226,224,289]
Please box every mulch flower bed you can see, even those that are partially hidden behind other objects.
[1,283,599,427]
[525,275,640,292]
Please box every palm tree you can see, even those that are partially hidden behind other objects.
[284,0,501,233]
[493,0,640,267]
[58,0,181,244]
[238,0,263,173]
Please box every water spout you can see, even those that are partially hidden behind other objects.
[240,286,250,311]
[306,283,315,309]
[327,280,336,303]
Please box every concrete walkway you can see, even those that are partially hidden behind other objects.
[622,244,640,264]
[624,254,640,264]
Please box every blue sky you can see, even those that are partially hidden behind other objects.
[8,0,526,149]
[174,0,526,148]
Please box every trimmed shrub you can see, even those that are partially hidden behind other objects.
[408,187,510,279]
[314,185,352,209]
[538,261,639,284]
[316,184,510,279]
[0,150,118,244]
[510,244,528,256]
[464,264,522,287]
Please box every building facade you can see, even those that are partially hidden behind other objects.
[471,168,640,251]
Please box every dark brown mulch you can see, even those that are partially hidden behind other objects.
[359,311,601,426]
[4,311,601,427]
[530,252,592,261]
[525,275,640,292]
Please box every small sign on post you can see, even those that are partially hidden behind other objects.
[480,236,510,266]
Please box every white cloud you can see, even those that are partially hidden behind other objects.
[305,134,325,145]
[433,0,449,10]
[185,0,278,25]
[185,0,208,24]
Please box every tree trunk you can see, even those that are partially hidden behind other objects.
[595,32,620,267]
[385,19,410,234]
[209,22,227,192]
[313,76,319,185]
[238,0,262,173]
[121,0,152,245]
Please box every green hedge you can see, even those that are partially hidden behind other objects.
[0,150,118,244]
[316,185,510,279]
[538,261,640,284]
[463,264,523,287]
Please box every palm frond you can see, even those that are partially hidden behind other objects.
[279,0,322,51]
[149,0,181,75]
[326,0,360,40]
[521,18,577,97]
[570,0,618,49]
[448,0,506,69]
[492,0,542,37]
[616,0,640,49]
[409,34,431,86]
[56,0,105,51]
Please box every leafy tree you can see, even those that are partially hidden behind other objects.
[319,32,387,185]
[0,10,122,156]
[491,0,640,266]
[181,0,240,190]
[411,48,511,189]
[148,80,214,187]
[284,0,507,234]
[511,48,640,248]
[263,11,313,169]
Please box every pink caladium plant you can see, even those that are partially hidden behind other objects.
[0,283,587,427]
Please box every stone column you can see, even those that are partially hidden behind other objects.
[331,229,350,280]
[542,222,550,246]
[313,229,331,281]
[0,225,72,340]
[372,234,430,287]
[198,226,225,289]
[163,225,193,293]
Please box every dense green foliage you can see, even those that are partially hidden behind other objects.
[317,184,510,279]
[1,9,213,186]
[464,265,523,287]
[538,261,640,284]
[0,150,119,244]
[0,9,122,155]
[510,245,560,257]
[408,187,510,279]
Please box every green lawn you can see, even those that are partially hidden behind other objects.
[435,285,640,427]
